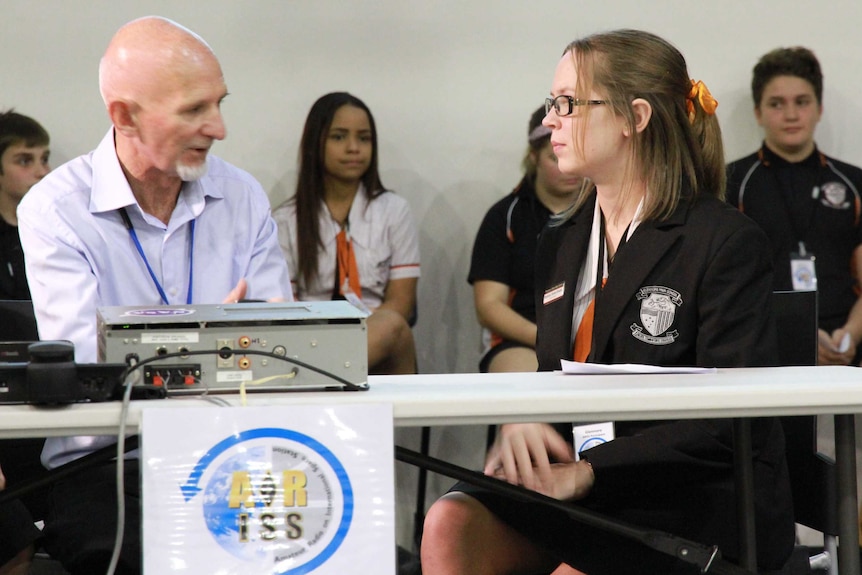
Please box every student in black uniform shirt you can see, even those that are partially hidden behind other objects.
[468,106,582,373]
[0,110,51,301]
[726,47,862,366]
[0,110,49,575]
[421,29,794,575]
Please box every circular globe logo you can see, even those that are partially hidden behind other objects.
[181,428,353,575]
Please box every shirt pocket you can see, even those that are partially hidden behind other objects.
[359,244,391,293]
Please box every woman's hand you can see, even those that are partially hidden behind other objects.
[484,423,574,492]
[489,460,595,501]
[818,328,856,365]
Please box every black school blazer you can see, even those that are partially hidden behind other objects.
[534,191,794,569]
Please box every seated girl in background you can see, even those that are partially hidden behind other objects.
[273,92,420,375]
[469,105,583,373]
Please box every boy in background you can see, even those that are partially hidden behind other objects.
[0,109,50,575]
[726,47,862,366]
[0,110,51,300]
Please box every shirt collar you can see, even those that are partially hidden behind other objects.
[88,128,221,220]
[346,182,370,222]
[760,141,821,169]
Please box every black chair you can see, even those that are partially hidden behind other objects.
[0,299,68,573]
[772,290,838,574]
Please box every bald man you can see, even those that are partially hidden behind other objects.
[18,17,291,574]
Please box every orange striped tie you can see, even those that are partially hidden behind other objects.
[573,278,606,362]
[336,229,361,297]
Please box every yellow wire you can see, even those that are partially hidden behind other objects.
[238,372,298,406]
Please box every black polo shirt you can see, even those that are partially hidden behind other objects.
[469,177,554,325]
[0,217,30,300]
[726,144,862,331]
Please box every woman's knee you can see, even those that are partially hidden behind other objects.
[422,493,481,547]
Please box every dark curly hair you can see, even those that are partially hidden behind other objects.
[752,47,823,107]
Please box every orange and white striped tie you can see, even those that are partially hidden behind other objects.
[573,278,606,362]
[336,229,361,297]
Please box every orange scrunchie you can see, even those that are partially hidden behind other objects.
[686,79,718,123]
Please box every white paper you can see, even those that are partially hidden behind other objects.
[560,359,716,375]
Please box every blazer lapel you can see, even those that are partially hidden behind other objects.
[590,201,690,361]
[538,196,594,364]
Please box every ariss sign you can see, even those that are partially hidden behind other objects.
[142,405,394,574]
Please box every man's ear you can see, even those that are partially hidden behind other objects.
[623,98,652,137]
[107,100,139,138]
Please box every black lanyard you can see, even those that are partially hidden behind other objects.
[758,147,824,247]
[120,208,195,305]
[595,213,629,301]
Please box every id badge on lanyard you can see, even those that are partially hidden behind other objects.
[790,241,817,291]
[572,422,615,461]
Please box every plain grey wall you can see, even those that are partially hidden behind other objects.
[4,0,861,549]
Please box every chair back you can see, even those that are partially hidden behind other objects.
[0,299,38,362]
[772,290,837,536]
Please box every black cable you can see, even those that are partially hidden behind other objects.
[394,445,756,575]
[0,436,139,504]
[119,347,368,392]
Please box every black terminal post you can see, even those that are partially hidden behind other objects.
[26,340,79,404]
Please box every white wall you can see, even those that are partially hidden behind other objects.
[4,0,862,550]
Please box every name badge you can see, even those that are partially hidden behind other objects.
[572,421,615,460]
[543,282,565,305]
[790,243,817,292]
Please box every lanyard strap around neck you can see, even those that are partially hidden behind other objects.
[119,208,195,305]
[595,214,630,301]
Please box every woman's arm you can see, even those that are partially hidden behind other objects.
[473,280,537,347]
[820,244,862,365]
[375,276,417,323]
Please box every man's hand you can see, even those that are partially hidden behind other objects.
[223,279,286,303]
[223,279,248,304]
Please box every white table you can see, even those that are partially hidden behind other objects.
[2,366,861,435]
[2,366,861,572]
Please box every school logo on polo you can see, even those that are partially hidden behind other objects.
[631,285,681,345]
[179,428,353,575]
[821,182,850,209]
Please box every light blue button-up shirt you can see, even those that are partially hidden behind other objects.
[18,129,292,466]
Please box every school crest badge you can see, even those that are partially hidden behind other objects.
[821,182,850,209]
[630,286,681,345]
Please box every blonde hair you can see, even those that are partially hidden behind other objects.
[557,29,725,224]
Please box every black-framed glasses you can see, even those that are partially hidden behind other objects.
[545,95,608,116]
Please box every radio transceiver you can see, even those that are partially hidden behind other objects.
[97,301,368,394]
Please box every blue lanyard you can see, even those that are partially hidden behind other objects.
[119,208,195,305]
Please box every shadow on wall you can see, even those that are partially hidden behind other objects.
[406,178,504,375]
[721,86,762,164]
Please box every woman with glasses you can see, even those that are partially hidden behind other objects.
[273,92,420,375]
[469,106,583,374]
[421,29,794,575]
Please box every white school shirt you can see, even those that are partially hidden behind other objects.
[570,198,644,350]
[273,186,420,309]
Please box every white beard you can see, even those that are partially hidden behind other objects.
[177,160,208,182]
